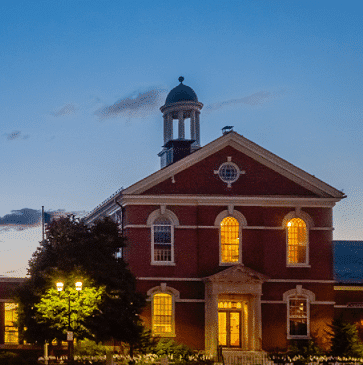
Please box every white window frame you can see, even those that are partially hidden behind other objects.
[282,211,313,268]
[215,209,247,266]
[147,208,179,266]
[147,285,179,337]
[283,286,315,340]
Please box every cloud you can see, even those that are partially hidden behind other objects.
[204,89,286,113]
[51,103,78,117]
[6,131,30,140]
[95,88,167,120]
[0,208,87,228]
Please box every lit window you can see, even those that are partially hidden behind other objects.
[287,218,308,265]
[221,217,240,263]
[218,300,248,349]
[5,303,18,344]
[288,296,309,338]
[152,217,173,263]
[152,293,174,336]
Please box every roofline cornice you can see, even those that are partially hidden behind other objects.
[118,194,340,208]
[122,132,346,199]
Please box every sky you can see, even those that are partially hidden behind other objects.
[0,0,362,277]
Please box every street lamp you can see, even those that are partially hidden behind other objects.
[56,281,82,362]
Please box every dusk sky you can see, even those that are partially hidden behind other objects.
[1,0,362,277]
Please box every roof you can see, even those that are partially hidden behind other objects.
[334,241,363,283]
[165,79,198,105]
[122,131,346,198]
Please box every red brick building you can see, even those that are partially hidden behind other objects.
[85,78,348,355]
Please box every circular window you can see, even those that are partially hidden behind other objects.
[218,163,239,184]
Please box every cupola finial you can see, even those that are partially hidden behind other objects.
[178,76,184,83]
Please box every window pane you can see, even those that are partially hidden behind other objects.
[289,298,308,336]
[230,312,241,347]
[287,218,307,264]
[5,303,18,344]
[153,217,172,262]
[221,217,239,263]
[218,312,227,346]
[153,294,173,335]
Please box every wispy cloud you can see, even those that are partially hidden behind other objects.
[204,89,286,113]
[0,208,87,230]
[6,131,30,140]
[95,88,167,120]
[51,103,78,117]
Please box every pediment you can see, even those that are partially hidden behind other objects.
[203,264,269,285]
[122,132,345,200]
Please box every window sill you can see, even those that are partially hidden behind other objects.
[151,262,176,266]
[219,262,243,266]
[153,332,176,338]
[287,335,310,340]
[287,264,311,268]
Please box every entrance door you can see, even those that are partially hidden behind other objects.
[218,300,248,349]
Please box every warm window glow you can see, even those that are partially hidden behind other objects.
[5,303,18,344]
[287,218,307,264]
[153,217,172,262]
[289,297,308,337]
[153,293,173,336]
[221,217,240,263]
[218,300,248,349]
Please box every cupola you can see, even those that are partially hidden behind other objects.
[159,77,203,168]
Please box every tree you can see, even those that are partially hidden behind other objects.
[16,215,145,344]
[329,316,363,358]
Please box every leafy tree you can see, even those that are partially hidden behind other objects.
[35,272,104,339]
[16,215,145,344]
[329,316,363,357]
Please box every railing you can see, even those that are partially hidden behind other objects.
[154,248,171,262]
[222,350,274,365]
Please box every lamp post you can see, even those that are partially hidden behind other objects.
[56,281,83,362]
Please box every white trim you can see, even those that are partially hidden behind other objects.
[214,210,248,227]
[284,287,314,340]
[268,279,335,283]
[334,286,363,291]
[121,132,345,199]
[124,224,333,231]
[284,211,312,267]
[217,213,244,265]
[262,300,336,305]
[120,195,340,208]
[138,277,203,281]
[148,209,177,265]
[286,264,311,268]
[149,289,177,337]
[147,209,179,226]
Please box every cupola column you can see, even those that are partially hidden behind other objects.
[167,112,173,141]
[190,110,196,141]
[163,114,168,144]
[178,110,185,139]
[195,111,201,145]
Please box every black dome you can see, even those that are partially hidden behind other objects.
[165,77,198,105]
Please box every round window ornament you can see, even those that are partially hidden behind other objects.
[214,158,245,187]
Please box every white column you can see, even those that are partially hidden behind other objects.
[167,113,173,141]
[190,110,196,141]
[178,110,185,139]
[205,283,218,358]
[163,114,168,144]
[195,111,200,145]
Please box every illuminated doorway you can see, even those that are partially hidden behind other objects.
[218,300,248,349]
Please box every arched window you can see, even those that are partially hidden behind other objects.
[152,293,175,337]
[288,295,309,338]
[221,217,240,263]
[283,286,314,339]
[152,217,173,264]
[287,218,308,265]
